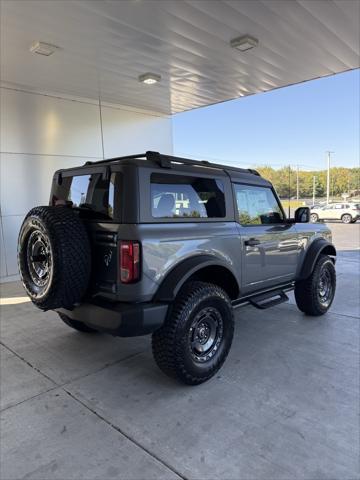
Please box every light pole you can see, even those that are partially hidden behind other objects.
[313,176,316,206]
[296,165,299,201]
[288,165,291,218]
[326,151,334,204]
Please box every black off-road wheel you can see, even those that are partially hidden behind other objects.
[295,254,336,316]
[58,313,98,333]
[18,206,91,311]
[152,281,234,385]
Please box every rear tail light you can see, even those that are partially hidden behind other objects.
[120,241,140,283]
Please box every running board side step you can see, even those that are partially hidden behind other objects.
[249,290,289,309]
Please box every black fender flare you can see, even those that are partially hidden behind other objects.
[153,255,239,302]
[297,238,336,280]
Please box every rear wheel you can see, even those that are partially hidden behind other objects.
[152,281,234,385]
[295,254,336,316]
[59,313,98,333]
[341,214,352,224]
[310,213,319,223]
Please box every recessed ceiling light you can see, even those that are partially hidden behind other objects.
[30,41,59,56]
[138,73,161,84]
[230,35,259,52]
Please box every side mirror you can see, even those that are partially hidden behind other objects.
[295,207,310,223]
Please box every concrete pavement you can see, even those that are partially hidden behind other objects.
[1,223,359,480]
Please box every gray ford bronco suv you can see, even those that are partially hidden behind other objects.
[18,152,336,385]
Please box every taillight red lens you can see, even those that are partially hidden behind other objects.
[120,241,140,283]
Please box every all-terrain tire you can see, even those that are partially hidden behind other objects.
[294,254,336,316]
[152,281,234,385]
[59,313,98,333]
[18,206,91,311]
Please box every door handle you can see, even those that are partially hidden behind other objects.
[245,238,261,246]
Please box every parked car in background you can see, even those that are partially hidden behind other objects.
[310,202,360,223]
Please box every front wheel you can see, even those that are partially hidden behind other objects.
[310,213,319,223]
[295,254,336,316]
[152,281,234,385]
[341,214,352,224]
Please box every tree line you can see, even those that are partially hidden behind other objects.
[255,166,360,199]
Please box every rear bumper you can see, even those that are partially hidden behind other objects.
[57,299,168,337]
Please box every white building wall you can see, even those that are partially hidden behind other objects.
[0,87,173,282]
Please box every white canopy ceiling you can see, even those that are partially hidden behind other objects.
[1,0,359,114]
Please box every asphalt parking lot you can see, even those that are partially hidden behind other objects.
[1,223,359,480]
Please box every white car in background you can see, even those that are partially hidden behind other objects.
[310,202,360,224]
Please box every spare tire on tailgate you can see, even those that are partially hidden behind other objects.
[18,206,91,311]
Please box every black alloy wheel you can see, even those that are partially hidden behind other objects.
[26,229,52,292]
[188,306,223,363]
[317,266,334,308]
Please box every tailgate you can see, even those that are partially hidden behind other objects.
[88,224,119,295]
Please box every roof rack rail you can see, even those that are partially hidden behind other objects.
[144,152,260,176]
[84,153,146,166]
[83,151,259,176]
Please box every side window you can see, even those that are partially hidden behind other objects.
[234,184,284,225]
[68,175,91,207]
[52,173,115,219]
[150,173,226,218]
[88,173,115,219]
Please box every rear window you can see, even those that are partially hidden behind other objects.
[52,173,115,220]
[150,173,225,218]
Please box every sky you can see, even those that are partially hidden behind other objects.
[173,69,359,171]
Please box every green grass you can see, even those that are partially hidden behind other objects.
[280,199,305,210]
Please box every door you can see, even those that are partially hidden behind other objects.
[333,204,345,220]
[320,204,337,220]
[233,184,300,293]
